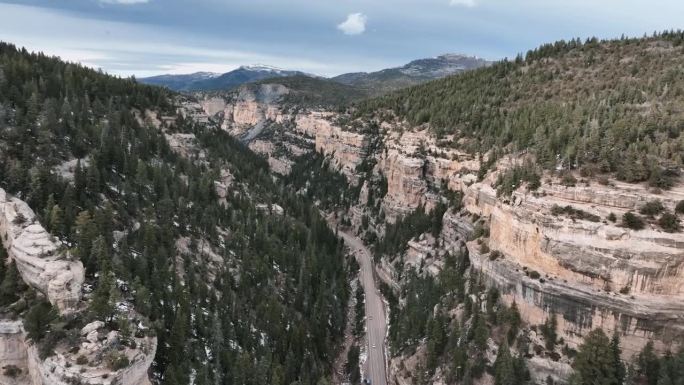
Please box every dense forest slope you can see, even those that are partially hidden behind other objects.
[355,32,684,186]
[0,42,351,385]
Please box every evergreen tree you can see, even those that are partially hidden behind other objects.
[23,299,57,342]
[611,332,626,385]
[0,260,25,305]
[0,238,7,284]
[542,313,558,350]
[346,345,361,384]
[49,204,64,238]
[90,236,116,320]
[572,329,619,385]
[637,342,661,385]
[494,341,515,385]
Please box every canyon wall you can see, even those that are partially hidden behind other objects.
[196,89,684,377]
[461,179,684,357]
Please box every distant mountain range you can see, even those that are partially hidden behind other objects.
[140,65,310,92]
[139,54,491,95]
[332,54,490,95]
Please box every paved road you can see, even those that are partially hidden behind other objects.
[338,230,387,385]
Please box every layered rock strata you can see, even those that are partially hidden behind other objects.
[460,179,684,357]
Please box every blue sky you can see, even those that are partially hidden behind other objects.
[1,0,683,77]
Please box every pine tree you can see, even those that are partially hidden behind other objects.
[49,204,64,238]
[0,260,25,305]
[637,342,660,385]
[43,194,56,225]
[542,313,558,350]
[572,329,618,385]
[211,312,223,385]
[494,341,515,385]
[0,238,7,284]
[90,236,116,320]
[507,301,522,343]
[73,210,95,269]
[23,299,57,342]
[611,332,626,385]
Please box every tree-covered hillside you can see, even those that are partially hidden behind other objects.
[355,32,684,186]
[0,42,350,385]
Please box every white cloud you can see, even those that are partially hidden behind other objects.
[449,0,476,7]
[99,0,149,4]
[337,13,367,35]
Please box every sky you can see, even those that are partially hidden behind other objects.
[0,0,683,78]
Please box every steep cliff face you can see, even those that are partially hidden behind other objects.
[377,129,479,220]
[200,84,290,138]
[461,178,684,357]
[198,90,369,180]
[373,136,684,357]
[0,188,84,314]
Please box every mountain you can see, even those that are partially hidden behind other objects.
[140,54,490,96]
[331,53,490,95]
[140,65,310,91]
[137,71,220,90]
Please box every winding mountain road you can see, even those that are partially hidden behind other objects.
[338,230,388,385]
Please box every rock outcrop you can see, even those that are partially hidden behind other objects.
[0,188,84,314]
[26,326,156,385]
[0,319,155,385]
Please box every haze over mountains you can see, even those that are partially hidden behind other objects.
[139,54,490,94]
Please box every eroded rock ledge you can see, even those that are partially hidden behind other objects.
[0,188,84,314]
[460,179,684,357]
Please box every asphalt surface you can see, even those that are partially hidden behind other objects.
[338,230,387,385]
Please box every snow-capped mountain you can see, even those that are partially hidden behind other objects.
[139,66,308,92]
[331,54,490,95]
[139,54,490,94]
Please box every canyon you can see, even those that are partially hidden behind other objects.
[194,84,684,384]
